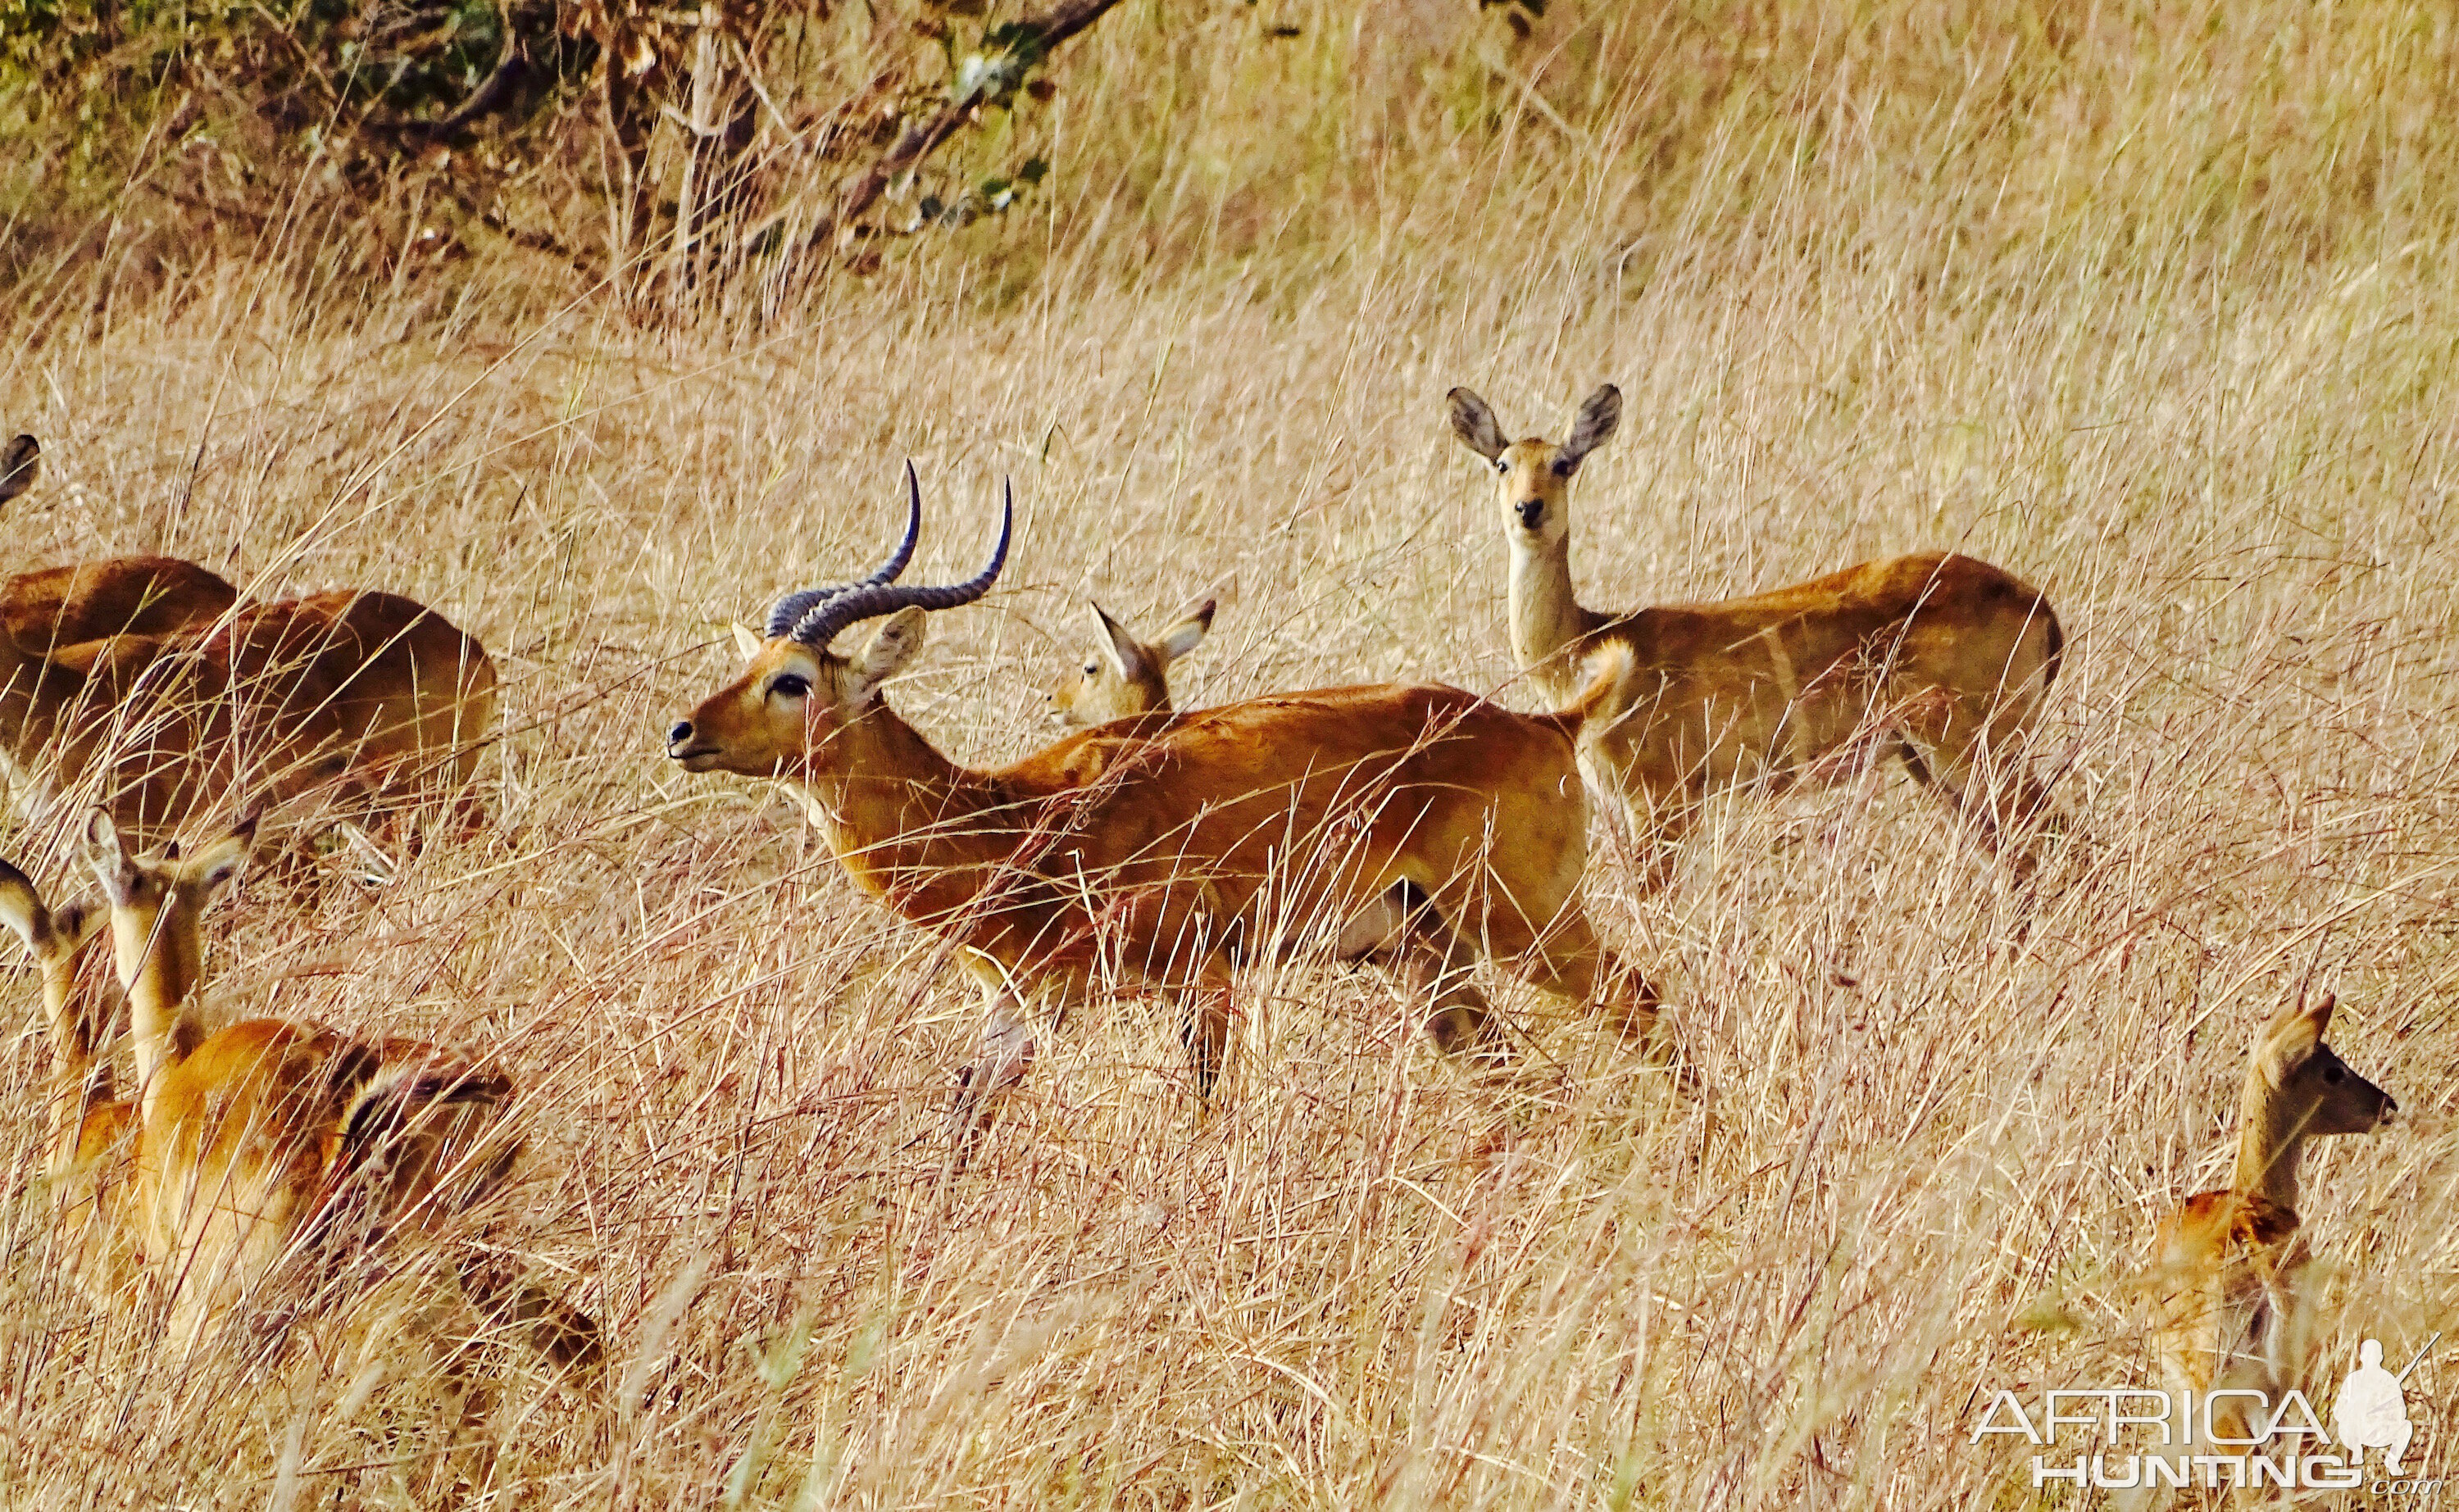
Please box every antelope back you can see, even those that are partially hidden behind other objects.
[1446,384,1622,545]
[9,588,495,840]
[1051,600,1216,727]
[1,556,239,650]
[208,590,499,792]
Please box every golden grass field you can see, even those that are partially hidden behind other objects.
[2,1,2457,1505]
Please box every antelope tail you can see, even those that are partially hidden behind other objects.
[1548,641,1634,739]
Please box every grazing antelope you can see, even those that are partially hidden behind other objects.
[81,813,597,1367]
[1048,599,1216,728]
[667,467,1665,1151]
[1448,384,2064,881]
[0,435,237,649]
[0,858,144,1301]
[2144,992,2396,1448]
[0,585,496,844]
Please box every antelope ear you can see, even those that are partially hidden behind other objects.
[83,811,140,907]
[731,622,764,661]
[847,606,927,699]
[1559,384,1623,470]
[2303,989,2338,1037]
[0,858,50,955]
[1447,388,1507,461]
[0,434,36,505]
[2260,993,2327,1069]
[1089,603,1144,681]
[1152,600,1214,666]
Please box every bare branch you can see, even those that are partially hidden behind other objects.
[806,0,1126,254]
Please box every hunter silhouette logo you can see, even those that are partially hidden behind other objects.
[2336,1337,2426,1473]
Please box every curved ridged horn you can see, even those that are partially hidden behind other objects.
[789,479,1013,648]
[761,461,925,638]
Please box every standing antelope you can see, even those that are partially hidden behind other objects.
[0,858,144,1301]
[1048,600,1216,728]
[667,467,1666,1152]
[2143,992,2396,1448]
[79,813,597,1366]
[1448,384,2064,880]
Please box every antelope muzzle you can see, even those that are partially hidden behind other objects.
[666,720,720,768]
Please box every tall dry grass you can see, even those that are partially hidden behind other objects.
[2,0,2457,1505]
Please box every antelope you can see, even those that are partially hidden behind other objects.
[0,438,496,842]
[1048,599,1216,728]
[666,466,1666,1152]
[78,812,598,1366]
[2141,991,2396,1449]
[0,585,496,844]
[1448,384,2064,882]
[0,858,145,1301]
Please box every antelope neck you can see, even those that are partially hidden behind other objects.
[786,701,1012,900]
[36,948,102,1165]
[2231,1070,2308,1213]
[1507,534,1602,693]
[117,909,189,1124]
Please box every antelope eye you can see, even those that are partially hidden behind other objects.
[769,673,811,700]
[1084,663,1099,677]
[1493,458,1510,474]
[2323,1065,2344,1083]
[1552,458,1575,477]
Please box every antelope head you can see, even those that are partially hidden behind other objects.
[1446,384,1621,547]
[0,856,110,1057]
[2234,990,2397,1208]
[666,462,1012,776]
[84,811,257,1016]
[1049,599,1215,727]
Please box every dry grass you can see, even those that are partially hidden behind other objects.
[2,2,2457,1506]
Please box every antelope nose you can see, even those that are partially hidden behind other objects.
[666,720,694,749]
[1516,500,1544,529]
